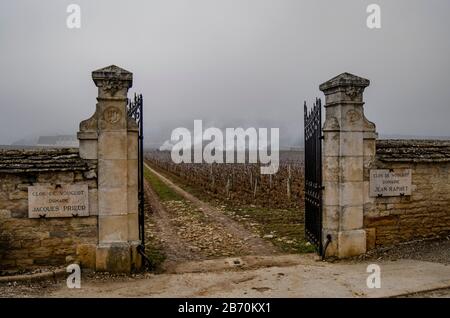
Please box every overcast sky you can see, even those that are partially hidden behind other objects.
[1,0,450,147]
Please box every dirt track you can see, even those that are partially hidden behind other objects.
[144,164,279,272]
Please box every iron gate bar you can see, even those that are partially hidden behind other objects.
[304,98,323,255]
[127,94,145,251]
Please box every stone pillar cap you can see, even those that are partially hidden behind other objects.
[92,65,133,88]
[319,72,370,92]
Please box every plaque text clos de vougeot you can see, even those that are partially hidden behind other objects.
[28,184,89,218]
[369,169,412,197]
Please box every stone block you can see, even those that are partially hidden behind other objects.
[363,138,376,157]
[323,156,339,182]
[128,212,139,241]
[0,209,11,218]
[363,180,375,205]
[340,105,364,131]
[322,205,339,231]
[41,237,65,248]
[323,181,339,206]
[127,132,138,160]
[98,103,128,130]
[98,187,127,216]
[29,247,53,258]
[21,239,41,249]
[96,243,132,273]
[88,189,98,216]
[11,207,27,218]
[76,243,96,269]
[339,131,363,157]
[127,185,138,215]
[16,258,34,268]
[98,131,127,160]
[337,229,366,258]
[6,249,29,259]
[98,215,128,243]
[130,241,143,271]
[98,159,128,188]
[79,139,98,160]
[83,170,97,180]
[340,156,363,182]
[127,159,138,187]
[37,172,75,184]
[340,206,363,230]
[340,181,364,206]
[9,190,28,200]
[366,228,376,250]
[323,131,340,156]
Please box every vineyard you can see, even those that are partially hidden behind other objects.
[145,150,305,209]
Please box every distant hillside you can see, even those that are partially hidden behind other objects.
[11,137,39,146]
[10,135,78,148]
[379,134,450,140]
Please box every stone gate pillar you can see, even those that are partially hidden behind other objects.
[78,65,141,272]
[320,73,377,258]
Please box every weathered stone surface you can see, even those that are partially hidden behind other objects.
[98,159,128,188]
[321,72,372,258]
[337,229,366,258]
[127,212,139,241]
[98,187,128,216]
[98,215,129,242]
[96,243,132,273]
[341,206,364,230]
[78,139,98,160]
[0,65,140,273]
[340,182,364,207]
[0,153,98,270]
[319,72,370,93]
[98,132,128,160]
[340,157,363,182]
[127,185,138,215]
[322,206,339,231]
[88,189,98,216]
[364,160,450,247]
[0,209,11,218]
[127,132,138,160]
[76,243,96,269]
[0,148,96,173]
[376,139,450,162]
[77,65,142,273]
[92,65,133,99]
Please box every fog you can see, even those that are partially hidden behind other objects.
[1,0,450,147]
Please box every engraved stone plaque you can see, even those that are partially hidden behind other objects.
[28,184,89,218]
[369,169,412,197]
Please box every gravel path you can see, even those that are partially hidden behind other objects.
[348,237,450,265]
[144,164,278,272]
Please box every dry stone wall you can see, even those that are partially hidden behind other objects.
[0,148,98,270]
[364,140,450,248]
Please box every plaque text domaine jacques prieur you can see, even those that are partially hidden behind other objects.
[28,184,89,218]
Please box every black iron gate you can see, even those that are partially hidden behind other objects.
[304,98,323,254]
[127,94,145,251]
